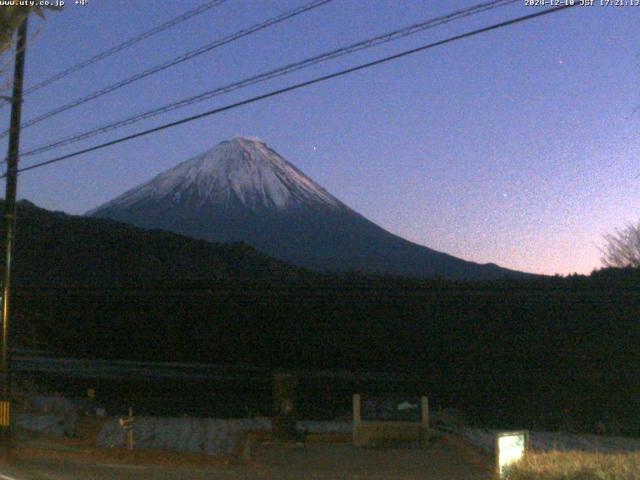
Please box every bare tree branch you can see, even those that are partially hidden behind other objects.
[601,221,640,268]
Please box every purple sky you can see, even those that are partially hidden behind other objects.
[1,1,638,275]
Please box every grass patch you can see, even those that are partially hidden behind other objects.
[505,450,640,480]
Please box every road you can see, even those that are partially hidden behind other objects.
[0,441,492,479]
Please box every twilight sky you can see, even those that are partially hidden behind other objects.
[1,0,638,275]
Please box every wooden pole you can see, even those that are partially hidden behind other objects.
[0,16,28,440]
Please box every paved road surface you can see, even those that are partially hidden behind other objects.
[1,440,491,479]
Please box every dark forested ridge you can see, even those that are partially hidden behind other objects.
[3,200,640,433]
[4,200,308,286]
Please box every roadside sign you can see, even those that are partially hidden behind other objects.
[118,407,135,450]
[360,395,423,423]
[495,430,528,477]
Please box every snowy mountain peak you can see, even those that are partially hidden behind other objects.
[89,137,531,280]
[92,137,346,213]
[229,135,264,144]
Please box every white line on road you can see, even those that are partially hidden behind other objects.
[97,463,149,469]
[0,472,21,480]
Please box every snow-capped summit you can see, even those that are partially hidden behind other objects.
[89,137,531,280]
[91,136,344,213]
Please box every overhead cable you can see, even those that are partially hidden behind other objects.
[23,0,519,158]
[0,0,334,138]
[19,0,229,99]
[13,4,577,176]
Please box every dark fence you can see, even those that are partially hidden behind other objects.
[12,353,427,420]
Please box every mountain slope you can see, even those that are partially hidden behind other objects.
[3,200,306,286]
[89,136,531,280]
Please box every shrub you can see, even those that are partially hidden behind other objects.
[505,450,640,480]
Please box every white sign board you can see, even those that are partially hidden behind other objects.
[496,431,528,477]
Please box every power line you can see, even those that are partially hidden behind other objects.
[23,0,519,158]
[12,4,578,177]
[0,0,334,139]
[12,0,229,101]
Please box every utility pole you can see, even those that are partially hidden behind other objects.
[0,17,29,440]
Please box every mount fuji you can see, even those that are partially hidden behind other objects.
[88,136,529,280]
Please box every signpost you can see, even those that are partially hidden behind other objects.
[272,372,297,440]
[495,430,528,477]
[118,407,135,450]
[353,394,429,447]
